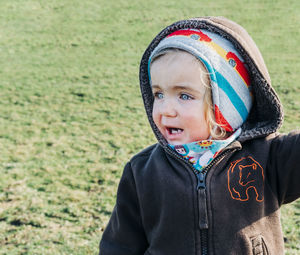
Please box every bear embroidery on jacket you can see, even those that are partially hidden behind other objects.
[227,156,264,202]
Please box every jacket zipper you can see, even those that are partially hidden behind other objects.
[166,146,237,255]
[197,178,209,255]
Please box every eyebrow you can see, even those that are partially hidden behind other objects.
[151,84,202,94]
[151,85,160,89]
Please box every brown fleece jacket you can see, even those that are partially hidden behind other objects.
[100,17,300,255]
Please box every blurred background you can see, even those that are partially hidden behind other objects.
[0,0,299,254]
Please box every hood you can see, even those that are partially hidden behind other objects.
[139,16,283,146]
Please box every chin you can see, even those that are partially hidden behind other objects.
[167,140,182,145]
[168,139,190,145]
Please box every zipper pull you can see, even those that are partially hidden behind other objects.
[197,171,209,229]
[197,172,206,189]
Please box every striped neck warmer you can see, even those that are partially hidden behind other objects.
[149,28,252,132]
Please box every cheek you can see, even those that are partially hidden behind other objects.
[187,103,206,121]
[182,109,208,130]
[152,103,160,125]
[182,111,205,123]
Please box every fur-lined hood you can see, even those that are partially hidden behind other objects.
[139,16,283,145]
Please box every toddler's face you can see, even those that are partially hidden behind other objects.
[150,51,210,145]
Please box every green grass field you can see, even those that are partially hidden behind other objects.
[0,0,299,254]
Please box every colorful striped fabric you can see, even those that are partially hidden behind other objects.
[149,28,253,132]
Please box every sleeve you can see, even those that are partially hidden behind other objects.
[268,131,300,205]
[99,162,148,255]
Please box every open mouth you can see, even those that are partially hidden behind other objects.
[167,127,184,135]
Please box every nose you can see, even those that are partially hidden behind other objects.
[161,98,177,117]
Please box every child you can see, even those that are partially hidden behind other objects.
[100,16,300,255]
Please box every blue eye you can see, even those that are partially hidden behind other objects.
[154,92,164,99]
[180,93,192,100]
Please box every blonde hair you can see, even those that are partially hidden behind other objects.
[150,49,228,140]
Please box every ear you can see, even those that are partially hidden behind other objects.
[251,163,257,170]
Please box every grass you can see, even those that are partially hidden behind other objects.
[0,0,299,254]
